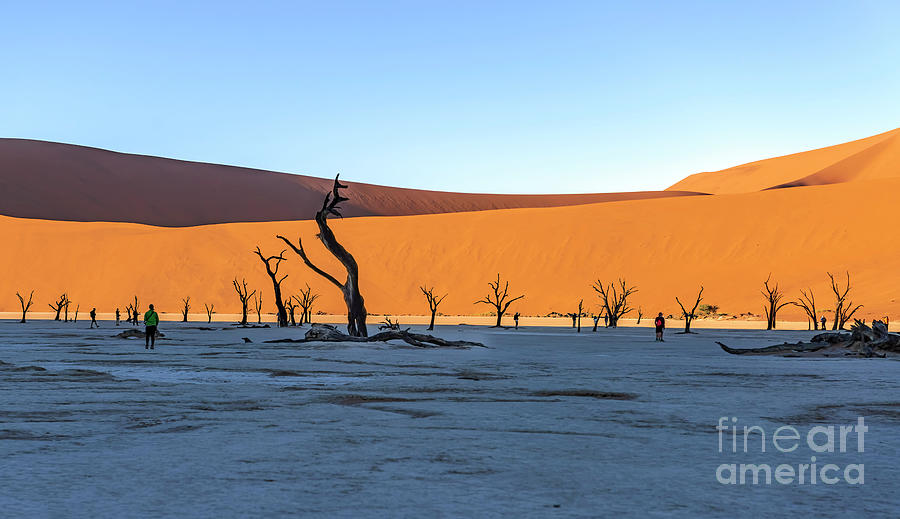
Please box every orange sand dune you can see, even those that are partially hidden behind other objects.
[0,139,698,226]
[668,128,900,194]
[2,177,899,324]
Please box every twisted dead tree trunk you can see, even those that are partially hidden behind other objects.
[17,290,35,323]
[285,298,298,326]
[576,299,584,332]
[592,278,637,328]
[129,296,140,324]
[64,297,71,322]
[253,247,289,327]
[296,284,319,325]
[828,271,862,330]
[719,320,898,358]
[475,273,524,327]
[181,296,191,322]
[676,286,704,333]
[420,286,447,331]
[205,303,215,323]
[73,303,80,323]
[278,175,368,337]
[267,323,485,348]
[232,278,256,326]
[761,274,789,330]
[636,307,643,325]
[49,293,67,321]
[790,288,817,330]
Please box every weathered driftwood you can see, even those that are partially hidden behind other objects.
[718,320,899,358]
[266,324,486,349]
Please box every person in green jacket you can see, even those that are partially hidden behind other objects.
[144,304,160,350]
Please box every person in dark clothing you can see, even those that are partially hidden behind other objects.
[115,308,120,326]
[655,313,666,342]
[90,308,99,328]
[513,312,520,330]
[144,304,159,350]
[821,316,827,330]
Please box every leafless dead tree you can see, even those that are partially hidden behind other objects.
[49,293,68,321]
[16,290,35,323]
[592,279,637,327]
[761,274,789,330]
[296,284,319,325]
[474,273,524,327]
[790,288,818,330]
[181,296,191,322]
[576,299,584,332]
[253,291,263,324]
[379,317,401,330]
[278,175,368,336]
[636,307,643,325]
[232,278,256,326]
[73,303,80,323]
[827,271,863,330]
[285,298,298,326]
[252,247,289,327]
[420,286,447,331]
[676,286,704,333]
[129,296,140,324]
[205,303,215,323]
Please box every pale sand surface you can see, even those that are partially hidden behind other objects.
[1,320,897,517]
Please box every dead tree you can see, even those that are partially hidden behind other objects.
[636,307,643,325]
[761,274,789,330]
[252,247,289,327]
[253,291,263,324]
[790,288,818,330]
[592,279,637,327]
[49,293,68,321]
[285,298,298,326]
[16,290,35,323]
[130,296,140,324]
[73,303,80,323]
[205,303,215,323]
[181,296,191,322]
[576,299,584,332]
[296,284,319,325]
[827,271,863,330]
[64,297,71,322]
[232,278,256,326]
[676,286,704,333]
[420,286,447,331]
[278,175,368,336]
[474,273,524,327]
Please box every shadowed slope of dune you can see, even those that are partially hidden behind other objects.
[0,139,699,226]
[2,177,899,320]
[668,128,900,194]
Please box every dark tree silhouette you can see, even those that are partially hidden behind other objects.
[73,303,80,323]
[129,296,140,324]
[278,175,368,337]
[16,290,35,323]
[253,291,264,324]
[205,303,215,323]
[761,274,789,330]
[676,286,704,333]
[296,284,319,325]
[232,278,256,326]
[63,296,72,322]
[181,296,191,322]
[285,297,298,326]
[636,307,643,325]
[790,288,818,330]
[252,247,289,327]
[576,299,584,332]
[474,273,524,327]
[592,279,637,327]
[49,293,68,321]
[420,286,447,331]
[827,271,863,330]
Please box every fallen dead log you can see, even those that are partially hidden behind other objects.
[265,323,486,348]
[718,320,897,358]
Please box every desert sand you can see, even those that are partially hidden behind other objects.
[1,321,896,516]
[0,139,698,226]
[668,127,900,193]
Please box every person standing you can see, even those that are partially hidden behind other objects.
[513,312,520,330]
[115,308,121,326]
[655,312,666,342]
[90,308,99,328]
[820,316,827,330]
[144,304,160,350]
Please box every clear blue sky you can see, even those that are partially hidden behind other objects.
[2,1,898,193]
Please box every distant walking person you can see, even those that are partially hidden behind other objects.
[820,316,827,330]
[513,312,520,330]
[144,304,159,350]
[90,308,99,328]
[655,312,666,342]
[115,308,121,326]
[603,313,609,328]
